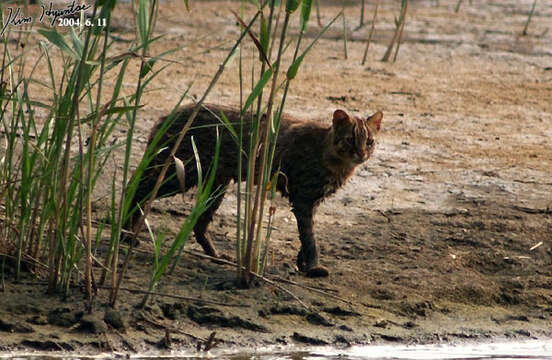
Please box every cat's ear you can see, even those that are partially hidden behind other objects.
[366,111,383,134]
[332,109,352,128]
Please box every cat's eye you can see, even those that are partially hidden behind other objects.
[366,138,374,147]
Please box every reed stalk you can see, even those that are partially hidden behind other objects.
[342,2,348,60]
[382,0,408,62]
[359,0,365,28]
[361,0,379,65]
[315,0,322,27]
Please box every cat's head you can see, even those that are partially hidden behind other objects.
[331,109,383,164]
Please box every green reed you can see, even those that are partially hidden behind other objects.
[222,0,341,287]
[522,0,537,36]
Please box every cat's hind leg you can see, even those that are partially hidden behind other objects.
[123,166,182,245]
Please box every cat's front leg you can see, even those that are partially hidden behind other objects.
[291,203,329,278]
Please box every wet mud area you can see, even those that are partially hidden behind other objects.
[1,0,552,354]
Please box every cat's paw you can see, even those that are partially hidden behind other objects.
[306,265,329,278]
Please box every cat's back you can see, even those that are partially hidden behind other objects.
[277,113,330,155]
[150,104,329,159]
[150,104,241,146]
[166,104,240,132]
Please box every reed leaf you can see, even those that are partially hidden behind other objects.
[38,29,80,60]
[243,67,274,114]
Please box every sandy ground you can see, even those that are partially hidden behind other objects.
[1,0,552,354]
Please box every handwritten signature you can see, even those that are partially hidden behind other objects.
[1,1,91,36]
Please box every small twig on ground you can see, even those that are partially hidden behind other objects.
[203,331,218,352]
[0,130,37,139]
[512,178,552,186]
[274,276,338,293]
[112,328,137,352]
[512,205,552,215]
[97,285,249,308]
[0,252,48,269]
[273,276,354,306]
[376,210,392,223]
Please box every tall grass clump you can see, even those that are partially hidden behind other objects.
[0,0,239,310]
[0,0,163,308]
[0,2,131,308]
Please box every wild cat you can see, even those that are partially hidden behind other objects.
[125,104,382,277]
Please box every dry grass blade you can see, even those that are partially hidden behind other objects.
[173,155,186,201]
[98,285,249,308]
[231,10,272,69]
[273,277,354,306]
[361,0,379,65]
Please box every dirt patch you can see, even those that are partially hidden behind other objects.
[1,0,552,354]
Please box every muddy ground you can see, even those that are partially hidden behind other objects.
[1,0,552,355]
